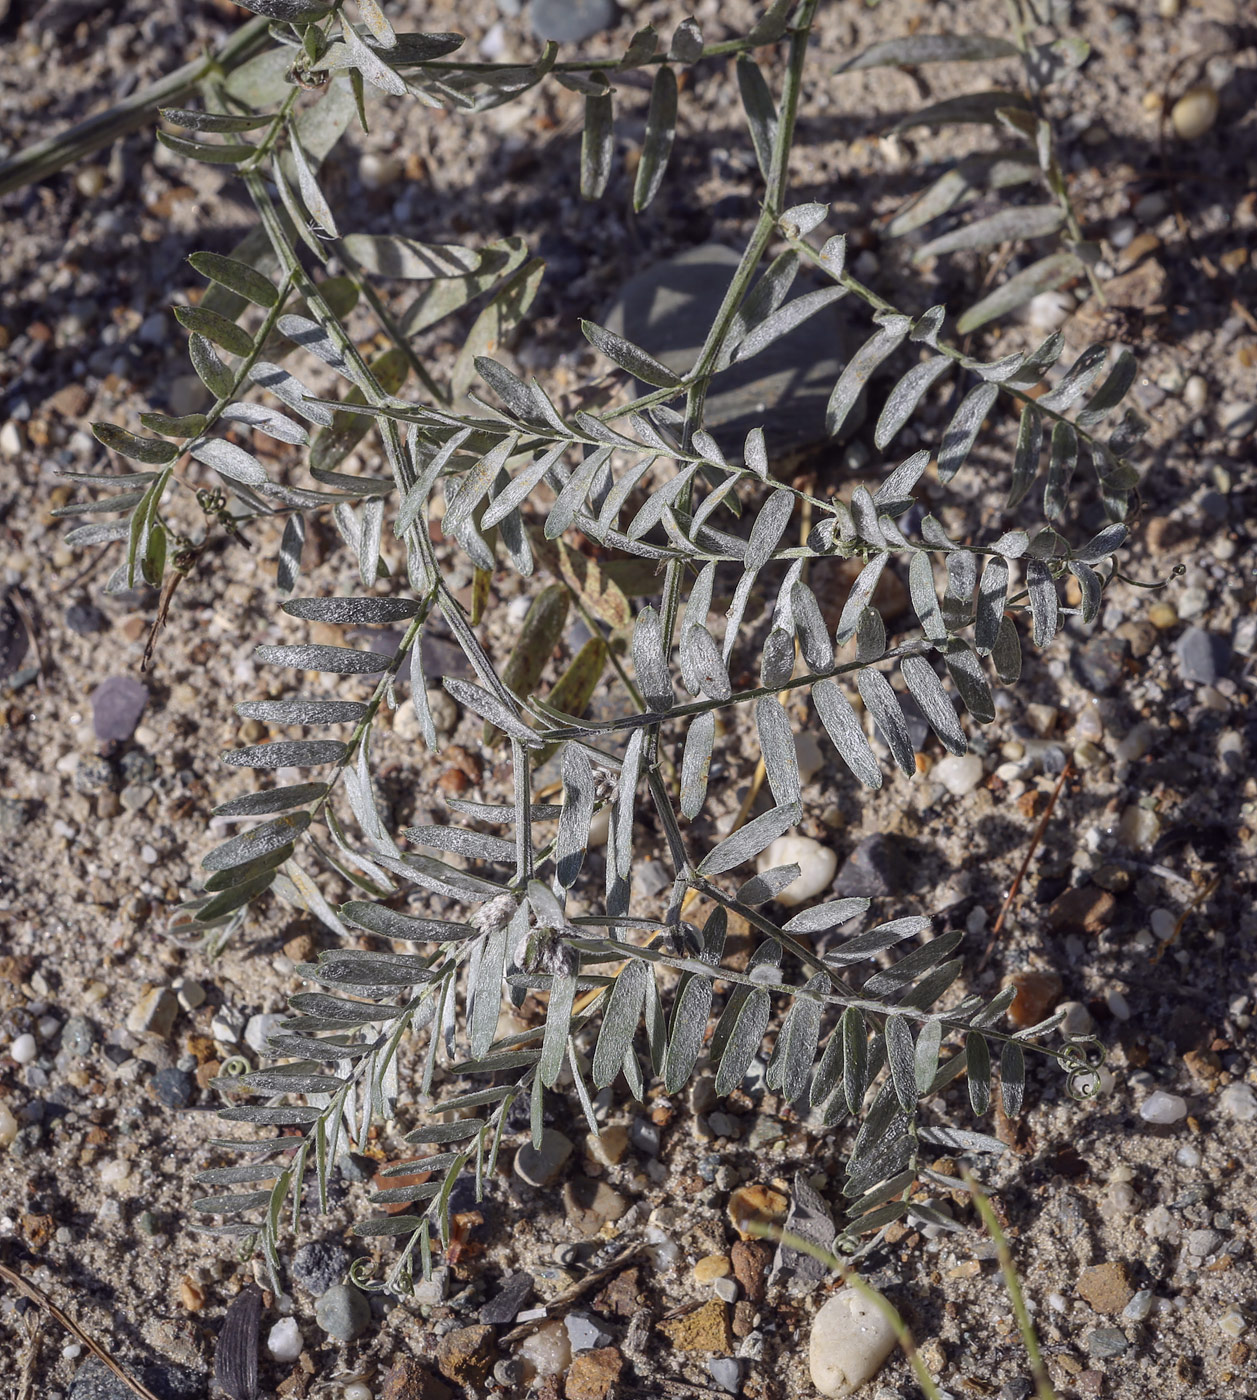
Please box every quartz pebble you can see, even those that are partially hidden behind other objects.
[1171,84,1219,140]
[244,1012,284,1057]
[931,754,985,797]
[0,1102,17,1147]
[1138,1091,1187,1124]
[518,1319,571,1378]
[9,1034,36,1065]
[756,835,836,908]
[343,1385,372,1400]
[809,1286,897,1398]
[565,1312,613,1352]
[1218,1082,1257,1122]
[267,1317,303,1362]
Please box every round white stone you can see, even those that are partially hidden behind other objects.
[931,754,985,797]
[1138,1091,1187,1125]
[1218,1082,1257,1122]
[9,1034,37,1065]
[757,835,837,908]
[267,1317,303,1363]
[809,1286,898,1398]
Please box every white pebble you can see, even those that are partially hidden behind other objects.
[343,1385,373,1400]
[931,754,985,798]
[1183,375,1208,413]
[1218,1082,1257,1122]
[1026,289,1074,332]
[518,1319,571,1378]
[1123,1290,1154,1322]
[757,835,836,908]
[1106,988,1131,1021]
[1150,908,1178,941]
[99,1158,130,1184]
[1171,85,1219,141]
[809,1286,897,1398]
[1138,1091,1188,1125]
[1218,1309,1246,1339]
[358,152,403,190]
[1175,1144,1202,1168]
[267,1317,303,1363]
[0,1103,17,1148]
[63,1342,84,1360]
[794,732,825,785]
[9,1034,37,1065]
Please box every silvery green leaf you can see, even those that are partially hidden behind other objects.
[1077,348,1136,428]
[162,108,271,135]
[593,958,648,1088]
[974,557,1009,654]
[444,434,517,539]
[817,235,846,280]
[892,89,1030,133]
[760,626,795,689]
[792,582,832,671]
[632,605,673,711]
[742,426,768,479]
[833,554,886,646]
[250,362,337,426]
[680,711,716,820]
[444,678,541,747]
[842,1006,868,1114]
[218,1105,322,1127]
[1040,344,1108,412]
[1044,420,1078,520]
[202,812,310,871]
[909,552,946,642]
[858,669,914,777]
[288,126,338,236]
[89,423,176,468]
[810,1029,845,1110]
[1072,522,1128,564]
[757,696,800,810]
[911,1018,943,1094]
[547,444,613,540]
[874,358,952,450]
[581,319,681,389]
[540,969,576,1089]
[192,1191,275,1215]
[991,614,1022,684]
[581,77,614,200]
[663,973,713,1094]
[346,234,485,282]
[839,33,1018,70]
[737,864,801,905]
[557,744,595,888]
[767,975,825,1102]
[780,202,828,238]
[474,356,540,422]
[914,204,1065,263]
[1025,559,1058,648]
[1000,1038,1026,1116]
[339,17,405,94]
[611,728,645,879]
[633,64,677,212]
[957,250,1083,334]
[481,442,566,530]
[1069,561,1102,623]
[699,803,797,877]
[403,826,516,863]
[943,550,977,623]
[783,898,868,935]
[626,461,699,540]
[186,250,279,309]
[669,15,704,62]
[212,783,326,817]
[900,655,966,755]
[187,331,233,399]
[683,624,731,702]
[736,53,777,181]
[829,916,931,967]
[341,901,473,942]
[256,643,390,673]
[967,1032,992,1115]
[728,252,797,355]
[277,314,351,377]
[218,401,307,447]
[920,515,956,552]
[714,986,770,1097]
[233,0,330,17]
[813,678,882,789]
[885,1014,918,1112]
[156,130,256,164]
[1007,400,1043,510]
[174,304,255,358]
[827,314,911,438]
[733,286,847,364]
[221,740,346,769]
[937,381,998,483]
[944,643,995,722]
[190,436,268,488]
[283,596,417,625]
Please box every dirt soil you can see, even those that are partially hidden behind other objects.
[1,2,1256,1400]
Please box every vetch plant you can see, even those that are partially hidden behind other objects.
[30,0,1132,1292]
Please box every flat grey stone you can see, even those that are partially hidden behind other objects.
[531,0,615,43]
[315,1282,371,1342]
[90,675,149,743]
[770,1170,836,1294]
[514,1127,574,1187]
[1174,626,1230,685]
[480,1270,535,1325]
[833,834,906,899]
[603,244,863,456]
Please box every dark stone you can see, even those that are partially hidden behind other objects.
[479,1270,536,1325]
[150,1068,195,1109]
[90,675,149,743]
[769,1170,836,1293]
[65,601,108,635]
[1174,627,1230,685]
[69,1358,207,1400]
[336,1151,376,1183]
[1086,1327,1129,1359]
[531,0,616,43]
[1000,1382,1033,1400]
[1072,634,1130,696]
[833,834,906,899]
[74,756,116,794]
[603,244,864,455]
[119,748,157,783]
[292,1239,351,1297]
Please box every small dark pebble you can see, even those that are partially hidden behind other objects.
[1087,1327,1129,1359]
[90,675,149,743]
[74,756,116,794]
[119,748,157,783]
[150,1067,195,1110]
[833,833,906,899]
[1000,1382,1033,1400]
[1072,634,1130,696]
[1174,627,1230,685]
[292,1239,351,1297]
[65,601,108,636]
[479,1271,535,1326]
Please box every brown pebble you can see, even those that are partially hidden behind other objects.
[282,933,317,964]
[730,1240,772,1303]
[564,1346,624,1400]
[435,1324,496,1387]
[21,1213,55,1249]
[727,1183,788,1241]
[732,1300,758,1338]
[657,1299,733,1352]
[179,1276,206,1312]
[592,1267,643,1318]
[380,1356,453,1400]
[1048,886,1116,935]
[1004,971,1064,1029]
[1077,1260,1134,1315]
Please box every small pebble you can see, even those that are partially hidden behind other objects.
[267,1317,303,1362]
[756,835,836,908]
[1218,1309,1246,1339]
[1171,84,1219,141]
[314,1283,371,1342]
[90,675,149,743]
[1123,1290,1154,1322]
[10,1034,36,1066]
[1183,375,1208,413]
[931,754,985,797]
[1218,1083,1257,1121]
[343,1385,372,1400]
[709,1357,743,1394]
[1138,1091,1187,1124]
[0,1103,18,1147]
[514,1129,574,1188]
[809,1286,897,1398]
